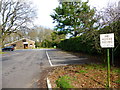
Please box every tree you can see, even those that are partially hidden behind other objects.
[28,26,53,42]
[100,3,120,44]
[51,31,65,43]
[50,1,96,37]
[38,28,53,42]
[1,0,36,46]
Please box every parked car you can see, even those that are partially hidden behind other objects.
[2,46,14,51]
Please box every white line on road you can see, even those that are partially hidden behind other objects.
[46,51,69,67]
[46,51,53,66]
[51,64,68,67]
[51,58,88,62]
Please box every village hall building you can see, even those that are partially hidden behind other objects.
[5,38,35,49]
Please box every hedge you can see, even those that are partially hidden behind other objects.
[58,35,120,66]
[58,36,99,55]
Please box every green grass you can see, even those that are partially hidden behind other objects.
[0,51,7,54]
[114,80,120,84]
[78,70,88,73]
[56,75,74,89]
[53,64,119,88]
[85,65,95,70]
[35,47,54,49]
[85,64,107,71]
[112,69,120,74]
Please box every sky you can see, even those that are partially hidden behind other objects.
[30,0,120,29]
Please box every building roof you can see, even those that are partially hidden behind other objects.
[5,38,35,46]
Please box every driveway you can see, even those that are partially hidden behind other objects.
[46,49,90,66]
[2,49,50,88]
[2,49,90,88]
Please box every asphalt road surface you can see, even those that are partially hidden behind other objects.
[47,49,89,66]
[2,49,89,88]
[2,49,50,88]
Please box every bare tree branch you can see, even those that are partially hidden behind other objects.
[1,0,37,44]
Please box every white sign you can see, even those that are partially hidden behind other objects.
[30,45,33,46]
[23,42,28,44]
[100,33,114,48]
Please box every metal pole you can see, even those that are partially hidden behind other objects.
[107,49,111,87]
[112,48,114,66]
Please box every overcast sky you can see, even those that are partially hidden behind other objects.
[30,0,120,29]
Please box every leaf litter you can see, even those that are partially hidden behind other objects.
[48,64,120,88]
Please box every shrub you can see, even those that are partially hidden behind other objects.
[56,75,73,89]
[58,36,100,55]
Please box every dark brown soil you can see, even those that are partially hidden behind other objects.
[47,64,120,88]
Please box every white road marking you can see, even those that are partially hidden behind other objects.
[51,64,68,67]
[51,58,88,62]
[47,78,52,89]
[46,50,88,67]
[46,51,68,66]
[46,51,53,66]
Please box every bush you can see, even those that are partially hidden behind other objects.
[58,35,120,66]
[41,40,58,48]
[56,75,73,89]
[58,36,100,55]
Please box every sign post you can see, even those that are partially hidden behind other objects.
[100,33,114,88]
[107,49,110,87]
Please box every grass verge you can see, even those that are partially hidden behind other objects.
[0,51,7,54]
[48,64,120,88]
[56,75,74,89]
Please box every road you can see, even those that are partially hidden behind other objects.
[2,49,50,88]
[2,49,90,88]
[47,49,89,66]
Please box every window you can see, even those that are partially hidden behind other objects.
[12,44,16,47]
[22,39,26,42]
[30,44,33,46]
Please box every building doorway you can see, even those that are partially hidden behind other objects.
[24,44,28,49]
